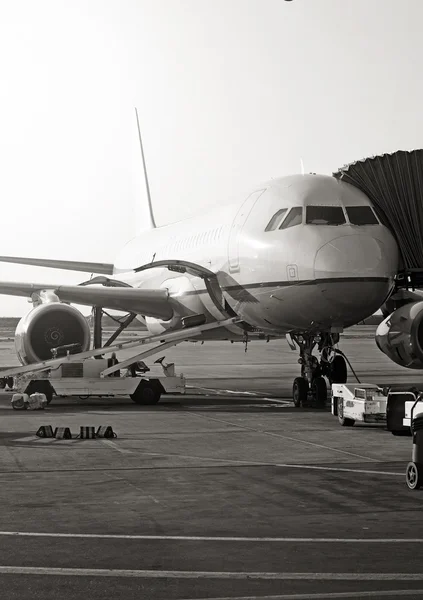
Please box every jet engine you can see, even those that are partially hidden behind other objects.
[375,301,423,369]
[15,302,91,365]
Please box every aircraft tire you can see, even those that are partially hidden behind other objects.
[130,380,162,405]
[312,376,327,408]
[330,355,347,384]
[293,377,308,407]
[24,380,54,405]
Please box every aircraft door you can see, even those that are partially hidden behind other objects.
[227,189,265,272]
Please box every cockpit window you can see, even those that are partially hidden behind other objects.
[346,206,379,225]
[279,207,303,230]
[306,206,346,225]
[265,209,288,231]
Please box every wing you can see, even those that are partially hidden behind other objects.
[0,256,114,274]
[0,282,173,320]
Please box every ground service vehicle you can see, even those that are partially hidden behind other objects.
[331,383,388,427]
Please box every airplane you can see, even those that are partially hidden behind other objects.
[0,115,413,407]
[0,178,402,408]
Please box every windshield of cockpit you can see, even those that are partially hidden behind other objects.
[264,205,379,231]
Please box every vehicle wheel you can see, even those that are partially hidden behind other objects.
[391,430,412,437]
[406,461,422,490]
[330,355,348,384]
[130,380,162,405]
[24,380,54,404]
[292,377,308,407]
[312,376,327,408]
[337,399,355,426]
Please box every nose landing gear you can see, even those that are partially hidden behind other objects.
[290,332,348,408]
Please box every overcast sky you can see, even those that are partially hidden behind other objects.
[0,0,421,316]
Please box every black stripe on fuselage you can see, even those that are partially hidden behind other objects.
[183,276,391,296]
[223,276,390,291]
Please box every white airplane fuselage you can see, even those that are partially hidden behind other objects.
[112,174,399,339]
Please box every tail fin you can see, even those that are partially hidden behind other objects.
[135,107,156,229]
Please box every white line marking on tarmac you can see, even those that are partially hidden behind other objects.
[187,386,291,405]
[0,531,421,542]
[183,591,423,600]
[0,450,403,476]
[100,440,133,455]
[263,398,291,405]
[189,386,261,397]
[138,450,402,476]
[188,412,379,462]
[222,390,259,395]
[272,463,403,477]
[0,567,420,580]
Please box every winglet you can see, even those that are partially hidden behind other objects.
[135,107,156,229]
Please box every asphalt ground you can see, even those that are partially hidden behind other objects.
[0,326,422,599]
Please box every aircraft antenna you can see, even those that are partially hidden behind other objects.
[135,107,156,228]
[300,157,305,175]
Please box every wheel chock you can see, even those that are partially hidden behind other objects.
[54,427,72,440]
[96,426,117,439]
[36,425,54,438]
[79,426,96,439]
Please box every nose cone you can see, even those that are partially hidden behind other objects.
[314,235,393,279]
[313,234,398,326]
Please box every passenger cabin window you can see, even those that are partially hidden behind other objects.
[306,206,346,225]
[279,207,303,229]
[346,206,379,225]
[265,208,288,232]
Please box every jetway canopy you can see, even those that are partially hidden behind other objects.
[333,149,423,274]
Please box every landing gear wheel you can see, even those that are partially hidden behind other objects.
[24,380,54,405]
[330,355,348,384]
[311,376,327,408]
[337,399,355,426]
[293,377,308,408]
[130,380,162,406]
[406,461,422,490]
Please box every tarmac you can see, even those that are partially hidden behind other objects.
[0,326,423,599]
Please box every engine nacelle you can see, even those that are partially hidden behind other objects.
[375,301,423,369]
[15,303,91,365]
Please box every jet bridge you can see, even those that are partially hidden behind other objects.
[334,149,423,290]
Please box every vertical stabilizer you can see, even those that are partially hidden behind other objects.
[135,107,156,229]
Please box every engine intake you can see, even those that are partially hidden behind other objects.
[375,301,423,369]
[15,303,91,365]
